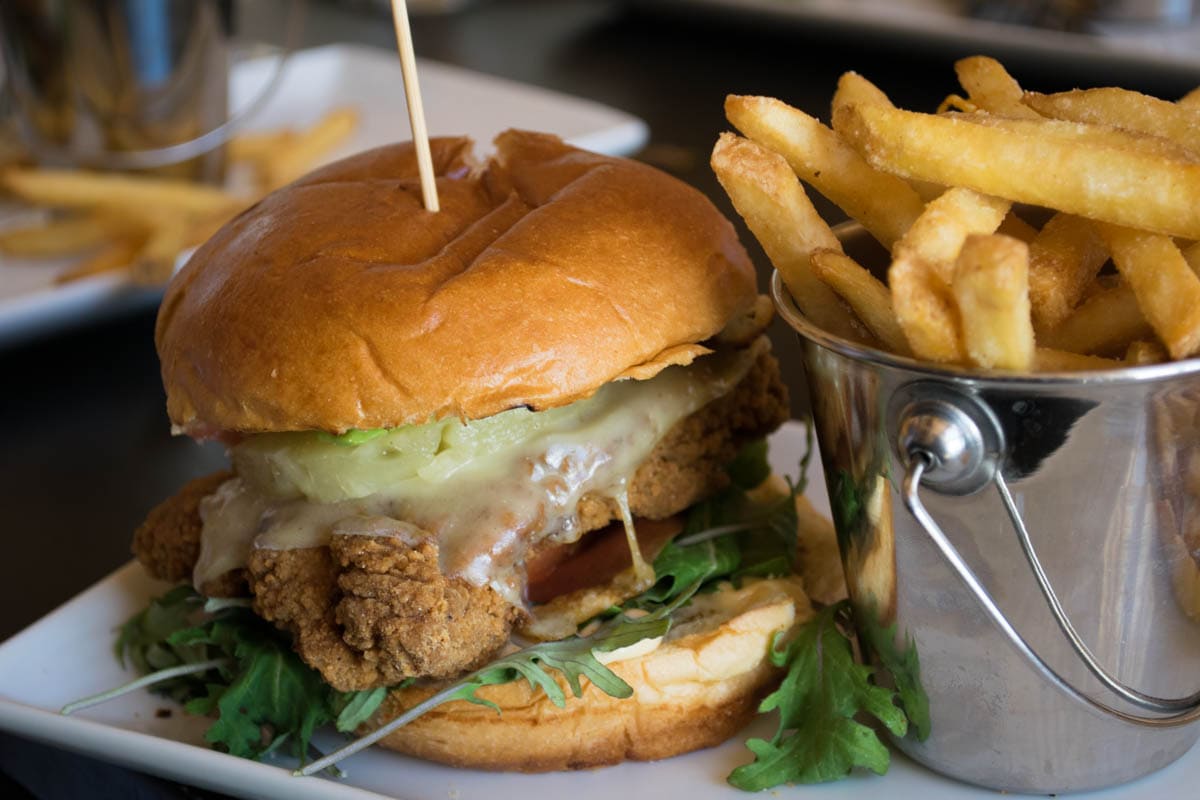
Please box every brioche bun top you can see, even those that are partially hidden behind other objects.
[157,130,756,435]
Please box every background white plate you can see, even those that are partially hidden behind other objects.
[0,421,1196,799]
[0,43,649,348]
[633,0,1200,77]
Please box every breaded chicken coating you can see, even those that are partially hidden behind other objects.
[133,350,789,689]
[249,534,519,691]
[577,347,789,529]
[131,470,248,597]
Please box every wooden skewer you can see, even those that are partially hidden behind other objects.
[390,0,439,212]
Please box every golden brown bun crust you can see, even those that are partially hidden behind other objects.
[366,578,811,771]
[157,131,756,435]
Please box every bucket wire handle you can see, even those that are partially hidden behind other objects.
[897,389,1200,727]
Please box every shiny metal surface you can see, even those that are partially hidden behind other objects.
[0,0,294,176]
[773,267,1200,793]
[0,0,227,178]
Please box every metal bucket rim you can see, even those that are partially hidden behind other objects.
[770,269,1200,388]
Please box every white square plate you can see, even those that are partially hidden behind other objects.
[0,421,1196,799]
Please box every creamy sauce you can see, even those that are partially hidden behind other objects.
[195,340,764,605]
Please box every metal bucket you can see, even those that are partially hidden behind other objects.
[772,249,1200,793]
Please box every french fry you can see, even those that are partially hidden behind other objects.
[834,102,1200,239]
[893,187,1010,284]
[128,220,191,285]
[831,74,947,203]
[888,254,962,362]
[1183,240,1200,278]
[259,108,359,190]
[1097,223,1200,359]
[1181,87,1200,108]
[2,168,241,217]
[1034,347,1122,371]
[1038,282,1152,357]
[810,249,911,355]
[1126,339,1168,365]
[936,94,977,114]
[952,234,1034,370]
[832,72,892,117]
[1025,88,1200,156]
[955,111,1197,161]
[954,56,1040,119]
[1027,213,1107,329]
[726,94,925,249]
[997,213,1037,244]
[886,188,1010,362]
[0,215,131,256]
[710,133,868,343]
[228,130,298,163]
[54,237,144,284]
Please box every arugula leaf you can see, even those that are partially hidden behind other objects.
[831,469,865,539]
[858,609,931,742]
[189,629,333,759]
[109,587,386,764]
[731,487,799,582]
[333,686,391,733]
[639,439,800,605]
[640,536,740,604]
[727,602,908,790]
[727,438,771,490]
[116,584,204,671]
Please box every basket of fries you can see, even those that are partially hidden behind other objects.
[713,57,1200,793]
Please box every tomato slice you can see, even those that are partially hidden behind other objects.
[526,515,683,604]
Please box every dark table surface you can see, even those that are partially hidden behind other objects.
[0,0,1195,797]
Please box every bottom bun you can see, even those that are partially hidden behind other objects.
[365,577,813,771]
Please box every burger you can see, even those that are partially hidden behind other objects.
[124,130,836,774]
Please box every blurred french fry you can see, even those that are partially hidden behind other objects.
[0,215,132,256]
[1097,223,1200,359]
[997,212,1037,244]
[810,249,911,355]
[1027,213,1107,329]
[54,237,144,284]
[1126,339,1168,365]
[2,168,241,217]
[937,94,977,114]
[834,102,1200,239]
[1026,88,1200,156]
[1181,87,1200,108]
[1038,282,1152,357]
[952,234,1034,370]
[1034,347,1121,371]
[228,130,297,163]
[1183,240,1200,278]
[954,56,1040,119]
[726,94,925,249]
[259,108,359,190]
[886,188,1009,362]
[711,134,869,342]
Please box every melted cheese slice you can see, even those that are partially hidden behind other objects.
[194,340,764,605]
